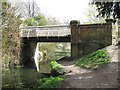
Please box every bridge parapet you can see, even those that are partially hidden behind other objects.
[20,25,71,37]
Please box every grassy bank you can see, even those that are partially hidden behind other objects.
[76,50,111,69]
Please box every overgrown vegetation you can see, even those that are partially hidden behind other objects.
[50,60,61,71]
[34,61,64,89]
[50,60,65,77]
[76,50,111,69]
[35,76,63,89]
[1,2,22,67]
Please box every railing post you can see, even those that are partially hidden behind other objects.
[70,20,80,59]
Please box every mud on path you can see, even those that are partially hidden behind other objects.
[58,45,119,88]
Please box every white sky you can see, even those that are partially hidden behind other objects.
[34,0,90,23]
[10,0,90,23]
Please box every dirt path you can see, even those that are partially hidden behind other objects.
[58,45,119,88]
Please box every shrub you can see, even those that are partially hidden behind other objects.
[50,60,65,77]
[50,60,60,71]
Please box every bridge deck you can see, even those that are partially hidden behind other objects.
[20,25,71,38]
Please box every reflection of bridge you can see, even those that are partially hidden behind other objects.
[20,20,115,70]
[20,25,71,42]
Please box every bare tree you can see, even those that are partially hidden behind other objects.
[9,0,40,19]
[24,0,36,17]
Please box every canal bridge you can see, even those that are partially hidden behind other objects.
[20,25,71,42]
[20,19,115,70]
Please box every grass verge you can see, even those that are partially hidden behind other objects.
[76,50,111,69]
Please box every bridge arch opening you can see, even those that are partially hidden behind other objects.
[34,42,71,72]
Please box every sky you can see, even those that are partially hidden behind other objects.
[9,0,90,23]
[34,0,90,23]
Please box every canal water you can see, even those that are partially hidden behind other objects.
[2,62,51,89]
[2,42,71,89]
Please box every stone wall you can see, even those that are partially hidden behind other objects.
[78,23,109,56]
[20,38,37,69]
[71,19,115,58]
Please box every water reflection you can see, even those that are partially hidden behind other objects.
[2,62,51,89]
[39,61,51,73]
